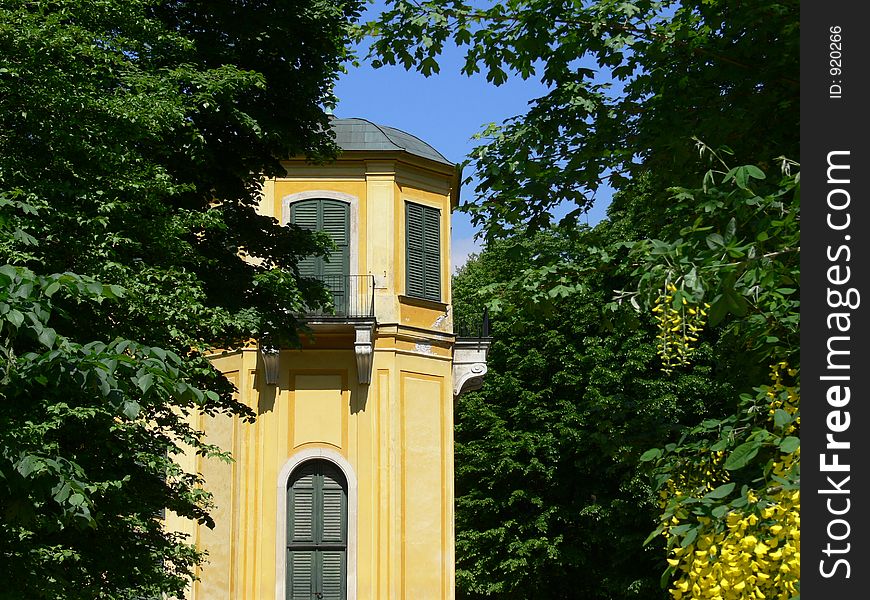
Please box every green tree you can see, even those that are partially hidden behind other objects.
[452,227,738,599]
[0,1,361,597]
[362,0,798,238]
[452,159,800,598]
[364,0,800,596]
[631,157,800,599]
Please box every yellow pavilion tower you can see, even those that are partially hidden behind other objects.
[166,118,491,600]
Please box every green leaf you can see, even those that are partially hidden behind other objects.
[707,295,729,327]
[53,482,72,503]
[773,409,793,428]
[643,524,665,546]
[732,165,764,189]
[640,448,662,462]
[705,233,724,249]
[6,309,24,328]
[779,436,800,453]
[38,327,57,348]
[0,265,18,281]
[722,287,749,317]
[43,280,61,297]
[704,482,736,499]
[745,165,766,180]
[660,565,675,589]
[724,440,761,470]
[680,526,699,548]
[122,400,142,420]
[16,455,41,478]
[683,267,702,296]
[137,373,154,393]
[710,438,729,452]
[649,239,672,255]
[725,217,737,241]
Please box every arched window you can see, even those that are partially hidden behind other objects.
[286,460,348,600]
[291,199,350,314]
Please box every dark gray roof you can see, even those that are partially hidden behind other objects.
[330,117,453,166]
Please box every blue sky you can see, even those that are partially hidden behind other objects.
[333,3,612,269]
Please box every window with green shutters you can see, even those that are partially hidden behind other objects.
[290,199,350,314]
[287,461,348,600]
[405,202,441,301]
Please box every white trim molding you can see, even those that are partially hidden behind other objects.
[275,448,358,600]
[282,190,361,277]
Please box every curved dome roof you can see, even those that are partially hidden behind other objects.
[329,117,453,166]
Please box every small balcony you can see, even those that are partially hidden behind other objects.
[302,274,376,320]
[296,274,377,385]
[452,308,492,399]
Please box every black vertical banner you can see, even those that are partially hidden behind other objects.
[801,2,870,597]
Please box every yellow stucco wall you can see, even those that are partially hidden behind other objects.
[166,153,459,599]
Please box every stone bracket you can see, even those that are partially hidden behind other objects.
[453,339,492,398]
[354,323,376,385]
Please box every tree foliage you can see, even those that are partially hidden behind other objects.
[452,229,738,599]
[451,158,800,598]
[1,0,361,597]
[364,0,799,596]
[362,0,799,238]
[633,159,800,599]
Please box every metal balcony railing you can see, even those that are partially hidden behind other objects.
[303,274,375,319]
[454,307,491,339]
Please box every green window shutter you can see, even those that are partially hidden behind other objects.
[291,200,320,279]
[406,203,426,298]
[422,206,441,300]
[288,551,315,600]
[291,201,319,230]
[320,200,349,278]
[287,461,348,600]
[291,199,351,314]
[320,552,345,600]
[320,463,347,544]
[290,199,350,278]
[320,200,350,314]
[288,464,316,544]
[320,489,344,542]
[406,202,441,301]
[320,200,349,246]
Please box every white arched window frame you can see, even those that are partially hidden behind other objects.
[282,190,360,277]
[276,448,358,600]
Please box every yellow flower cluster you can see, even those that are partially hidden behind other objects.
[667,487,800,599]
[664,366,800,599]
[767,362,800,433]
[652,284,709,373]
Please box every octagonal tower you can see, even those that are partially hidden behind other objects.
[167,118,490,600]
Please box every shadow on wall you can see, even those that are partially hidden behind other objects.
[255,367,368,416]
[350,383,369,415]
[256,371,277,415]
